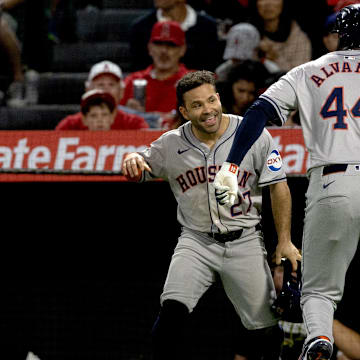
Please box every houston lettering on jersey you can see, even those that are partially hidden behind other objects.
[176,166,252,193]
[310,61,360,87]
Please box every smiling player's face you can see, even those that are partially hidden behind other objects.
[179,83,223,137]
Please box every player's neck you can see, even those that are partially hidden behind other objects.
[193,114,229,149]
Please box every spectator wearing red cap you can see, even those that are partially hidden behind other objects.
[56,89,121,130]
[55,60,149,130]
[80,89,116,131]
[120,21,192,129]
[129,0,221,72]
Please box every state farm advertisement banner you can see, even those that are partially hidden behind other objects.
[0,128,308,182]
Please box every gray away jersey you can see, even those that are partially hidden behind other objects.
[261,50,360,170]
[139,115,286,234]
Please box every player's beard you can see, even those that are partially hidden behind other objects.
[194,110,222,135]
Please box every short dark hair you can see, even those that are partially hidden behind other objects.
[80,90,116,115]
[176,70,217,107]
[81,97,115,115]
[227,59,268,89]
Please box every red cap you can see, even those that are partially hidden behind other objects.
[150,21,185,46]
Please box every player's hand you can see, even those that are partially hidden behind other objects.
[122,152,151,179]
[275,241,302,272]
[215,185,233,205]
[213,162,239,206]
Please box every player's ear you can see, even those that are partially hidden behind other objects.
[179,105,189,120]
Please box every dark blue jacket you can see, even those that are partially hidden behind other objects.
[129,9,223,72]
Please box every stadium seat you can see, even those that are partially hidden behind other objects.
[0,105,79,130]
[38,73,87,105]
[51,41,132,73]
[76,8,152,42]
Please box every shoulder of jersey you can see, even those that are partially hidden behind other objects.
[158,126,183,142]
[227,113,242,121]
[299,55,330,71]
[261,127,272,138]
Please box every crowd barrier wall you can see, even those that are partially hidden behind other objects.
[0,128,308,360]
[0,127,307,181]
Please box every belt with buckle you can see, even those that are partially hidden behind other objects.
[322,164,348,176]
[207,224,261,243]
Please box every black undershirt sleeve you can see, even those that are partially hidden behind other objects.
[227,98,282,165]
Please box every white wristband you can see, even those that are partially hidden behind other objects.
[222,162,239,175]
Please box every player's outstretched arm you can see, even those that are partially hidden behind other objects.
[214,98,281,206]
[269,181,301,271]
[226,99,274,166]
[122,152,152,180]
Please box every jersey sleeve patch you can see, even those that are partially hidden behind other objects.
[267,150,283,172]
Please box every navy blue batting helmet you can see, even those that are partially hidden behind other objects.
[333,4,360,50]
[271,259,303,323]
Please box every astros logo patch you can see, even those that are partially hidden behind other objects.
[267,150,282,172]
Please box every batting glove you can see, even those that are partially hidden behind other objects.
[213,162,239,207]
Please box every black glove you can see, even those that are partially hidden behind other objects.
[271,259,303,323]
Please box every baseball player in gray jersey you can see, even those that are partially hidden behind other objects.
[122,70,301,360]
[213,5,360,360]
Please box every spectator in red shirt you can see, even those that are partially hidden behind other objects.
[120,20,192,129]
[55,60,149,130]
[57,89,116,130]
[129,0,221,73]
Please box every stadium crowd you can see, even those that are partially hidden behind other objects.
[0,0,356,130]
